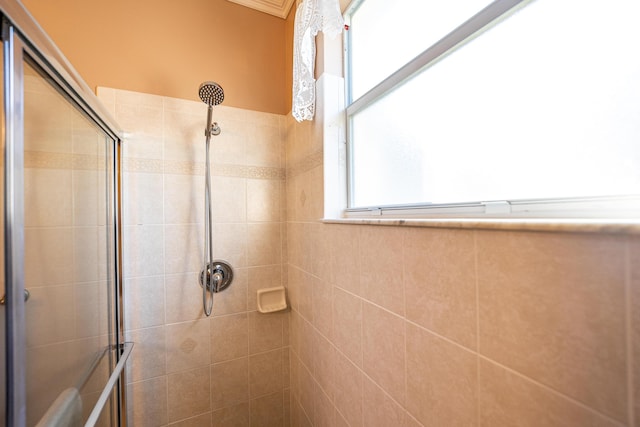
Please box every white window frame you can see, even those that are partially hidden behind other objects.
[342,0,640,220]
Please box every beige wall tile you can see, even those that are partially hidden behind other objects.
[167,366,211,423]
[335,410,350,427]
[211,176,247,223]
[123,225,165,278]
[404,227,477,349]
[359,226,405,315]
[332,288,363,367]
[477,231,627,421]
[284,116,309,166]
[249,349,284,398]
[312,275,333,339]
[363,376,405,427]
[211,357,250,410]
[289,350,301,405]
[166,273,205,324]
[283,348,291,388]
[247,223,282,267]
[289,311,301,360]
[213,223,248,268]
[296,167,323,222]
[313,328,336,401]
[299,363,315,425]
[479,359,620,426]
[287,222,306,272]
[163,109,202,163]
[116,103,163,139]
[362,302,406,405]
[284,389,291,427]
[125,326,166,382]
[164,173,203,225]
[164,224,202,274]
[406,323,477,426]
[246,123,283,168]
[287,265,302,315]
[212,402,250,427]
[124,276,166,330]
[166,320,211,373]
[209,119,249,167]
[296,269,314,322]
[247,179,282,222]
[124,172,164,226]
[299,317,316,373]
[250,391,284,427]
[291,398,313,427]
[329,224,361,296]
[122,134,163,161]
[285,173,297,222]
[211,313,249,363]
[314,383,336,427]
[403,413,424,427]
[333,351,363,427]
[127,377,168,427]
[249,311,285,355]
[310,223,332,281]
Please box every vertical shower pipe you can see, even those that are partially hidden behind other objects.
[198,82,224,316]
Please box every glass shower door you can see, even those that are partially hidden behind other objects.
[22,59,119,426]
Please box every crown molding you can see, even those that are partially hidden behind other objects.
[226,0,296,19]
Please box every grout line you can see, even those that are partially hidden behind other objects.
[404,318,478,357]
[479,355,626,425]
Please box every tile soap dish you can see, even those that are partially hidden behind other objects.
[257,286,287,313]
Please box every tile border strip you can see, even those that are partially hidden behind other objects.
[25,151,286,180]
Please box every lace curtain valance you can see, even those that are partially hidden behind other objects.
[292,0,343,122]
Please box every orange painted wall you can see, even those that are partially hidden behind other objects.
[21,0,293,114]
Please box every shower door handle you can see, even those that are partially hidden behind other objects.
[0,289,30,305]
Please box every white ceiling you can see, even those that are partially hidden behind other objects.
[226,0,296,19]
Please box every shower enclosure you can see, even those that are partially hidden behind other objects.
[0,1,129,426]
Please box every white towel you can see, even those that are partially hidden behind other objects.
[35,387,83,427]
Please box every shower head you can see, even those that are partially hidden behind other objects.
[199,81,224,106]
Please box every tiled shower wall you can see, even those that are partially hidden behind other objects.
[98,88,289,426]
[285,115,640,425]
[98,83,640,427]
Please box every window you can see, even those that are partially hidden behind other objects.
[344,0,640,218]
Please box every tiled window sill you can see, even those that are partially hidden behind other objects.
[323,217,640,235]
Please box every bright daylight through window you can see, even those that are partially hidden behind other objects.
[344,0,640,218]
